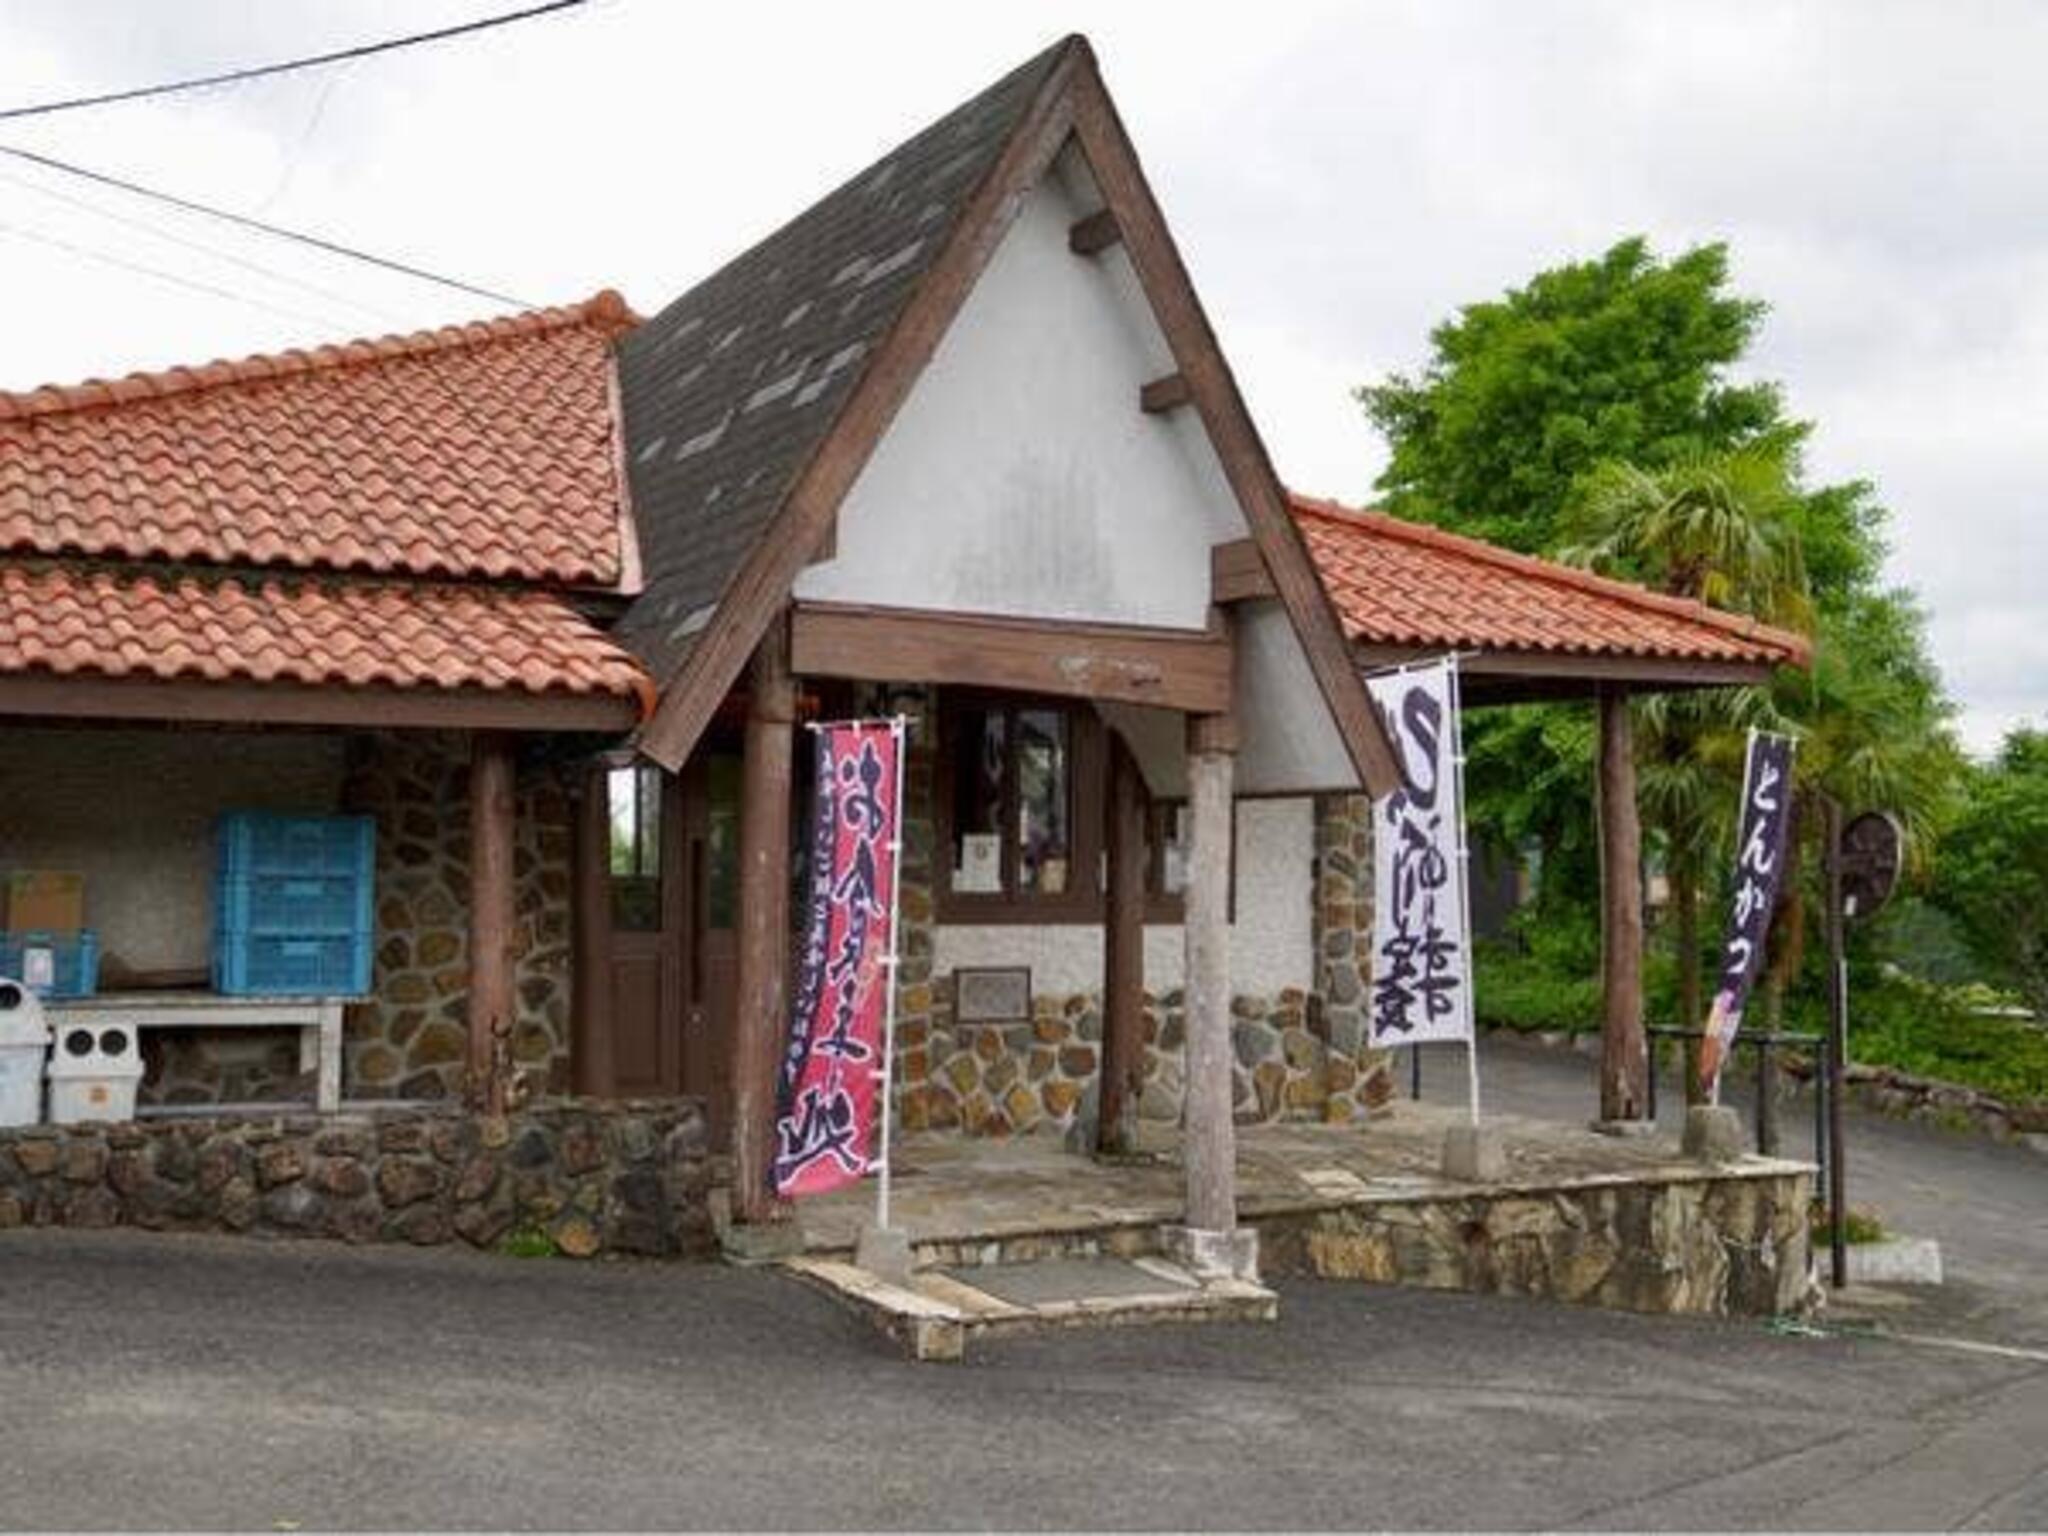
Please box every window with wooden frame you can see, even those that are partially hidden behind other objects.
[934,693,1233,923]
[606,761,665,931]
[937,694,1103,921]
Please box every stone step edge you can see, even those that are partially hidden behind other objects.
[780,1255,1279,1361]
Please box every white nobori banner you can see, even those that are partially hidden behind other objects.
[1366,659,1475,1050]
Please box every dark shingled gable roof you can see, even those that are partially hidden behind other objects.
[614,38,1074,680]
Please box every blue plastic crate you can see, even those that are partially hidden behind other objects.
[213,813,376,997]
[216,873,372,937]
[0,930,100,999]
[212,931,371,997]
[217,813,375,880]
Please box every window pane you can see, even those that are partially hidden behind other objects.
[705,753,742,930]
[1153,803,1192,896]
[1015,709,1070,895]
[951,706,1006,893]
[608,764,663,930]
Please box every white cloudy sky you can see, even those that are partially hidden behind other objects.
[2,1,2042,751]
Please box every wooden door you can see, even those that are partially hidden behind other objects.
[590,761,685,1097]
[574,753,742,1130]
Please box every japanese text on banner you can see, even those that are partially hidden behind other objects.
[772,722,902,1199]
[1699,730,1798,1099]
[1366,661,1473,1048]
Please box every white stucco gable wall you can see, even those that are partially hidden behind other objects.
[795,149,1364,797]
[794,154,1244,631]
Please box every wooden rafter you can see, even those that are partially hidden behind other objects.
[1068,207,1122,255]
[1140,372,1192,414]
[1210,538,1275,604]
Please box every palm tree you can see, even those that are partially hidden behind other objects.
[1561,438,1811,1098]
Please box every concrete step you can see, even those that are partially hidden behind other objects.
[781,1251,1278,1362]
[904,1215,1164,1272]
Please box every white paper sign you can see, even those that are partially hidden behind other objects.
[1366,660,1473,1047]
[955,833,1002,894]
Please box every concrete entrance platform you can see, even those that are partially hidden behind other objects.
[782,1250,1277,1361]
[792,1098,1815,1324]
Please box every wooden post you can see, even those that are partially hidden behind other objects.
[1097,731,1147,1156]
[1596,685,1648,1123]
[1182,711,1238,1233]
[570,758,615,1098]
[467,732,517,1117]
[731,619,796,1226]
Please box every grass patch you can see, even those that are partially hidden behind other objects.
[1473,930,1676,1036]
[1811,1202,1887,1246]
[1839,972,2048,1108]
[496,1222,557,1259]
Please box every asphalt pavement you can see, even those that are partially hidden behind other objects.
[2,1033,2044,1530]
[2,1219,2046,1530]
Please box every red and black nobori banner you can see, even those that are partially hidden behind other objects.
[1700,730,1798,1100]
[773,721,903,1200]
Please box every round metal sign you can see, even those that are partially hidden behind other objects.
[1839,810,1904,921]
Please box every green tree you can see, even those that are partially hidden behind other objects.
[1932,728,2048,1016]
[1558,438,1810,1084]
[1360,237,1783,553]
[1361,238,1809,945]
[1359,235,1966,1066]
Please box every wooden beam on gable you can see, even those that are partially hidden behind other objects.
[1139,372,1192,415]
[1068,208,1122,255]
[1210,539,1275,604]
[788,602,1232,714]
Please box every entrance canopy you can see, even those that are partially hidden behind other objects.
[1292,494,1810,702]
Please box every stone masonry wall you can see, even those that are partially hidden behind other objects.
[882,687,1396,1138]
[340,732,575,1104]
[0,1099,714,1258]
[1260,1165,1814,1318]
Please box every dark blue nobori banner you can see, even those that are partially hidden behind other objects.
[1700,730,1798,1100]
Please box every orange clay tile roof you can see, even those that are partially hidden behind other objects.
[1292,493,1812,668]
[0,292,638,587]
[0,562,655,709]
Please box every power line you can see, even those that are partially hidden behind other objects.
[0,220,349,332]
[0,166,404,328]
[0,1,590,122]
[0,142,532,308]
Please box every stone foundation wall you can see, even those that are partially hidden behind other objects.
[341,731,575,1103]
[882,687,1397,1138]
[0,1100,714,1258]
[1259,1166,1814,1317]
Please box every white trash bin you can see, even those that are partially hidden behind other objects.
[46,1016,144,1125]
[0,978,50,1127]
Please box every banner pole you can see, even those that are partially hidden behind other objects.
[873,713,910,1234]
[1449,656,1480,1127]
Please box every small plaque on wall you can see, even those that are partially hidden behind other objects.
[954,965,1032,1024]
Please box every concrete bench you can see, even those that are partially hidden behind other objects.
[46,992,348,1113]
